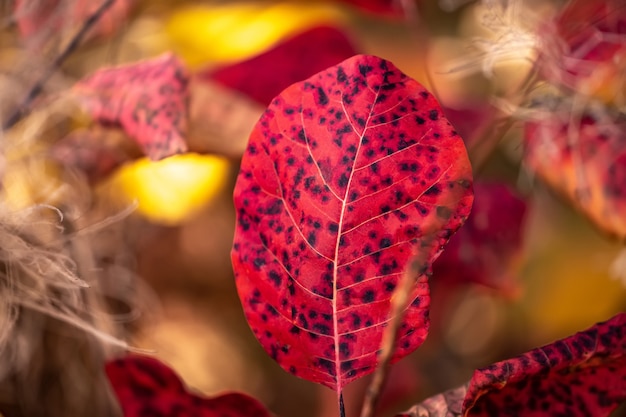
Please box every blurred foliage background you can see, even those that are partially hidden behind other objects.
[0,0,625,416]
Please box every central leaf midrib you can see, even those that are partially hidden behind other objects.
[331,85,380,393]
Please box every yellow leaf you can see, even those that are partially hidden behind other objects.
[166,2,346,67]
[109,154,230,225]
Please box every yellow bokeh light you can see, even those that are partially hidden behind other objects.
[110,153,230,225]
[166,2,346,67]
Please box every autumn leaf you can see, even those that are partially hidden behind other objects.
[432,182,527,292]
[538,0,626,104]
[72,53,189,161]
[339,0,405,16]
[105,355,271,417]
[397,312,626,416]
[463,312,626,416]
[203,26,358,106]
[524,102,626,240]
[166,3,346,67]
[231,54,473,394]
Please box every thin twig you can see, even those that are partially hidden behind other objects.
[359,238,434,417]
[3,0,116,131]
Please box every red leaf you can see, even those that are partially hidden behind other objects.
[231,54,473,392]
[105,355,271,417]
[463,313,626,416]
[539,0,626,101]
[340,0,405,17]
[524,105,626,239]
[72,53,190,161]
[432,182,527,291]
[203,26,358,106]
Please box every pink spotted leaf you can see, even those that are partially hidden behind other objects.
[231,54,473,394]
[396,312,626,416]
[105,355,271,417]
[72,53,189,161]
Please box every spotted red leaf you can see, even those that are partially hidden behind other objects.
[105,355,271,417]
[463,312,626,416]
[433,182,527,291]
[396,313,626,416]
[231,54,473,393]
[524,104,626,239]
[72,53,189,161]
[203,26,358,106]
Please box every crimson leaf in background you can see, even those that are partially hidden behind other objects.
[340,0,405,17]
[105,355,271,417]
[396,313,626,416]
[203,26,358,106]
[72,53,189,161]
[433,182,527,292]
[232,54,473,393]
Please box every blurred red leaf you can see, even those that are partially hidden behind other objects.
[463,312,626,416]
[539,0,626,101]
[72,53,189,161]
[524,104,626,240]
[396,313,626,416]
[14,0,133,45]
[203,26,358,106]
[105,355,271,417]
[340,0,405,17]
[231,54,473,393]
[432,182,527,292]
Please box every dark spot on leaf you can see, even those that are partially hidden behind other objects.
[362,289,375,303]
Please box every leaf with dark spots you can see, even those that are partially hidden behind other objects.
[461,313,626,416]
[432,182,528,292]
[105,355,271,417]
[203,26,357,106]
[72,53,189,161]
[232,54,473,393]
[524,103,626,239]
[397,313,626,416]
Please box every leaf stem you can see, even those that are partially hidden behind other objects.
[2,0,116,131]
[340,392,346,417]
